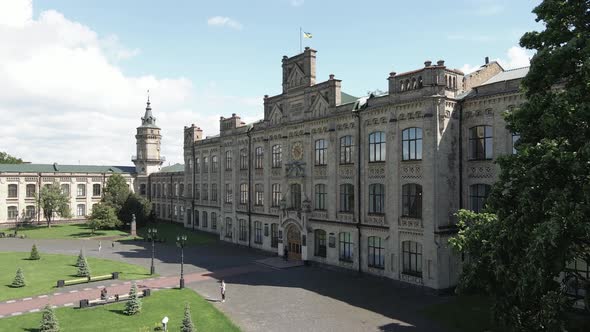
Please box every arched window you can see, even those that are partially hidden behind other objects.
[418,76,423,88]
[202,211,208,228]
[76,204,86,217]
[314,184,327,210]
[224,183,232,203]
[368,236,384,268]
[7,206,18,220]
[411,77,416,89]
[402,184,422,218]
[339,135,353,164]
[339,232,353,261]
[291,183,301,210]
[240,183,248,204]
[211,212,217,230]
[211,155,218,172]
[26,205,36,218]
[339,184,354,213]
[240,149,248,170]
[469,126,493,160]
[26,184,36,198]
[368,183,385,214]
[400,81,405,92]
[315,139,327,165]
[8,184,17,198]
[225,150,232,170]
[402,127,423,161]
[255,147,264,169]
[195,157,200,172]
[203,157,209,173]
[77,184,86,197]
[368,131,386,162]
[314,229,327,257]
[469,184,491,213]
[402,241,423,277]
[272,144,282,168]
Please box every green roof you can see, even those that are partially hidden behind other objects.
[341,92,358,105]
[0,163,136,174]
[159,163,184,173]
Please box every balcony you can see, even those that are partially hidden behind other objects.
[131,155,166,162]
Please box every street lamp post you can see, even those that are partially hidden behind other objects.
[176,234,187,289]
[147,227,158,275]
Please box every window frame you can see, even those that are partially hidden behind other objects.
[339,232,353,262]
[255,183,264,206]
[369,131,386,162]
[8,184,18,198]
[402,183,422,218]
[314,229,327,258]
[314,139,327,166]
[368,183,385,214]
[314,184,327,211]
[239,183,248,205]
[272,144,282,168]
[469,183,491,213]
[469,125,493,160]
[339,135,354,164]
[254,221,263,244]
[339,183,354,213]
[402,241,423,277]
[255,147,264,169]
[368,236,385,269]
[402,127,423,161]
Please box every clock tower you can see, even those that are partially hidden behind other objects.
[133,95,164,176]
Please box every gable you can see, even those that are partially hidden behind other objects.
[269,104,283,125]
[310,93,330,118]
[287,63,306,89]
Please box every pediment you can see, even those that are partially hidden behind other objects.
[310,93,330,118]
[287,64,306,89]
[269,104,283,125]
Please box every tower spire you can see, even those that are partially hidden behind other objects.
[141,89,156,127]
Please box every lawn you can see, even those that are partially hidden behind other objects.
[0,252,151,302]
[7,223,128,239]
[422,295,493,332]
[121,221,217,246]
[0,288,240,332]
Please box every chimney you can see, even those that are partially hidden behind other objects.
[485,56,490,64]
[424,60,432,67]
[437,60,445,66]
[329,74,335,80]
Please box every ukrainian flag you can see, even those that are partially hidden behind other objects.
[303,32,313,39]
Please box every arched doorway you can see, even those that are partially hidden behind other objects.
[285,224,302,261]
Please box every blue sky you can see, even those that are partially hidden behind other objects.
[0,0,540,165]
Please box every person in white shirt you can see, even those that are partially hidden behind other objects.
[220,280,226,303]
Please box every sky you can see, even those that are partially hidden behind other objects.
[0,0,541,166]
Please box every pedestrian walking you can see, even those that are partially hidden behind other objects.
[111,241,115,248]
[98,241,102,253]
[220,280,226,303]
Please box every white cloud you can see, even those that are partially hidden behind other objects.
[0,0,203,166]
[459,46,534,74]
[207,16,243,30]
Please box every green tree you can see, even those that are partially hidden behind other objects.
[450,1,590,330]
[119,193,152,227]
[77,255,91,277]
[29,244,41,260]
[39,304,59,332]
[37,183,71,228]
[11,267,25,287]
[87,203,121,233]
[102,174,130,213]
[124,282,142,315]
[181,302,195,332]
[0,151,23,164]
[76,249,85,268]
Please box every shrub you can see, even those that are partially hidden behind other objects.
[29,244,41,260]
[11,268,25,288]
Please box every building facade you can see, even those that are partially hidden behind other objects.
[182,48,527,291]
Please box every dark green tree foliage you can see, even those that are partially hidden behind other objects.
[0,151,23,164]
[119,193,152,227]
[11,267,25,288]
[450,1,590,330]
[29,244,41,260]
[102,174,130,213]
[76,249,85,268]
[124,282,142,315]
[39,304,59,332]
[181,302,195,332]
[38,183,72,228]
[77,255,91,277]
[88,203,121,233]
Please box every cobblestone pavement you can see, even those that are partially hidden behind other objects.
[0,236,451,332]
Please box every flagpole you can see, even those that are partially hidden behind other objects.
[299,27,302,53]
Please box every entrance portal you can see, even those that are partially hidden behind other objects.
[286,224,302,261]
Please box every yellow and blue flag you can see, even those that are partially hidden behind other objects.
[303,32,312,39]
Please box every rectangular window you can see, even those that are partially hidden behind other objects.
[203,157,209,173]
[272,184,282,207]
[368,184,385,214]
[339,232,353,261]
[339,184,354,212]
[7,206,18,220]
[402,184,422,218]
[195,157,200,173]
[61,184,70,196]
[93,184,101,196]
[254,221,263,244]
[195,184,200,200]
[240,149,248,170]
[225,217,232,238]
[26,184,36,198]
[402,241,423,277]
[77,184,86,197]
[26,205,36,218]
[291,184,301,210]
[202,211,208,228]
[211,212,217,230]
[202,184,208,201]
[271,223,279,248]
[225,183,232,203]
[340,135,354,164]
[272,145,282,168]
[76,204,86,217]
[315,184,326,210]
[368,236,385,268]
[315,139,327,165]
[211,184,218,202]
[402,128,423,161]
[8,184,18,198]
[239,219,247,241]
[369,131,386,162]
[314,230,327,257]
[469,126,493,160]
[255,184,264,206]
[255,147,264,169]
[240,184,248,205]
[469,184,491,213]
[225,150,232,171]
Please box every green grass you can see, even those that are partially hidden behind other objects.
[0,252,151,302]
[8,223,128,239]
[120,221,217,246]
[422,295,493,332]
[0,288,240,332]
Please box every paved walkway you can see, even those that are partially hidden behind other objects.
[0,236,452,332]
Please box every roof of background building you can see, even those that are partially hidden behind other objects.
[159,163,184,173]
[481,67,530,86]
[0,163,136,174]
[341,92,358,105]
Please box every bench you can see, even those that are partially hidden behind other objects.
[79,289,151,308]
[57,272,119,288]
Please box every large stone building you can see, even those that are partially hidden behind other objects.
[0,47,529,291]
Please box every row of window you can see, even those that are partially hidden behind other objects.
[5,183,101,198]
[151,182,185,198]
[6,203,91,220]
[223,218,280,248]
